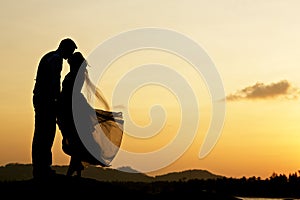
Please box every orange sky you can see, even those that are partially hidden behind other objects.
[1,0,300,179]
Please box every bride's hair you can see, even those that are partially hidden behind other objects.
[71,52,110,110]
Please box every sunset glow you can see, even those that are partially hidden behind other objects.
[1,0,300,179]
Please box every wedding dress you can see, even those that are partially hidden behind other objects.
[57,52,123,175]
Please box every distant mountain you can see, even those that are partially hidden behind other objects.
[117,166,142,173]
[0,163,223,182]
[154,169,224,181]
[81,164,153,182]
[0,163,33,181]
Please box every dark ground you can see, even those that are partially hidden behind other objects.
[1,165,300,199]
[0,173,240,199]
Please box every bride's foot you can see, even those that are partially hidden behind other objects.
[75,163,84,177]
[67,157,83,177]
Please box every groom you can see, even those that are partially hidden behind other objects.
[32,38,77,179]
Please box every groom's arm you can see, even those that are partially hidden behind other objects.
[48,53,63,102]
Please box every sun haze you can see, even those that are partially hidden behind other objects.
[1,0,300,179]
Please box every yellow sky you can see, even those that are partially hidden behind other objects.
[1,0,300,179]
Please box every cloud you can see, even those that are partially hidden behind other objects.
[226,80,300,101]
[112,104,127,109]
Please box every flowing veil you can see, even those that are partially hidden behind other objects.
[73,67,124,167]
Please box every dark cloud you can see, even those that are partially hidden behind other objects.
[226,80,300,101]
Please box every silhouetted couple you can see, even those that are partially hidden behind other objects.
[32,39,123,180]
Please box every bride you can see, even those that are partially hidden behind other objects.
[57,52,123,177]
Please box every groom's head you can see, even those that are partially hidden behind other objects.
[68,52,87,73]
[58,38,77,59]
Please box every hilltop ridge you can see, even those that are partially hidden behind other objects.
[0,163,223,182]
